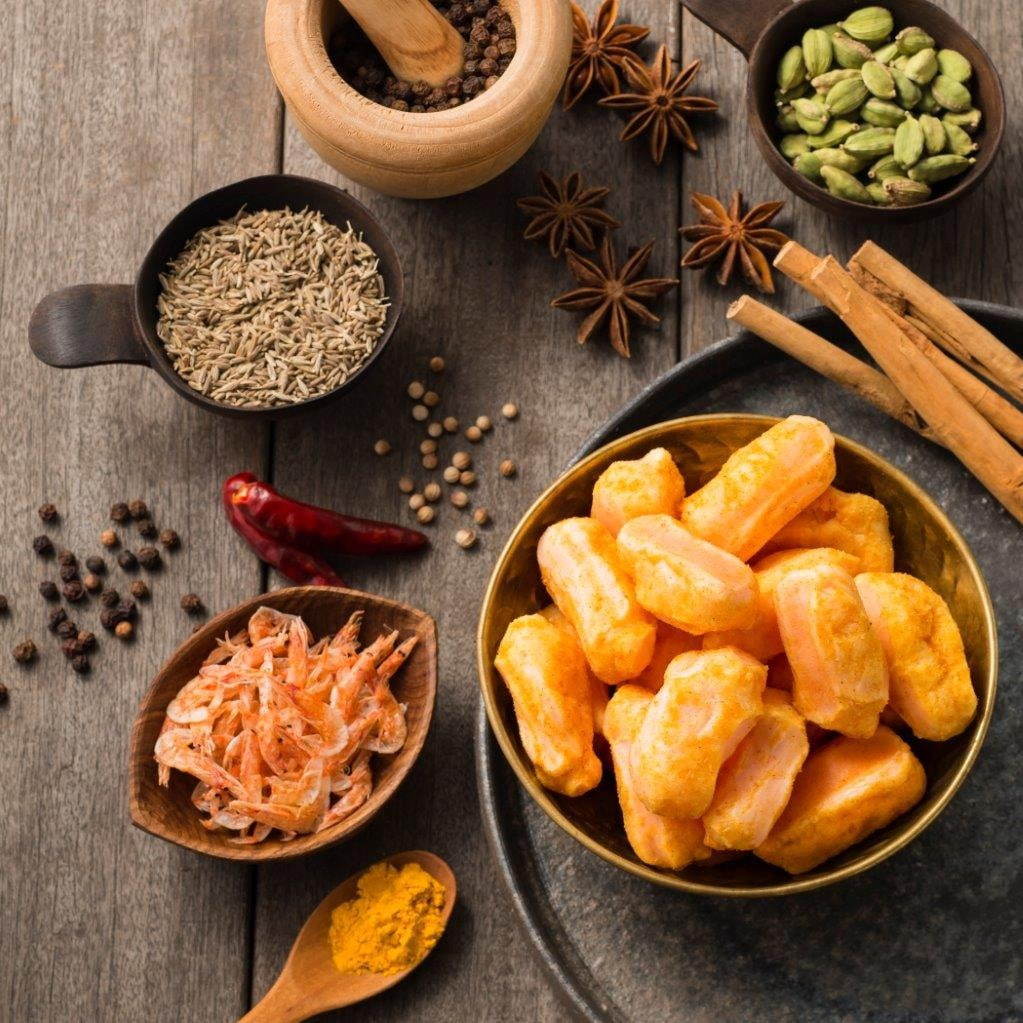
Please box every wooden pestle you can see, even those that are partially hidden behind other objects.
[337,0,465,87]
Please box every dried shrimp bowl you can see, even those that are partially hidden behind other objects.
[154,605,413,844]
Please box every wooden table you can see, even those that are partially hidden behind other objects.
[1,1,1018,1019]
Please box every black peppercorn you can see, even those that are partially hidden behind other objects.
[38,502,58,523]
[118,550,138,571]
[59,563,79,583]
[0,595,8,615]
[75,631,96,654]
[118,599,138,621]
[61,638,78,658]
[48,608,68,632]
[13,640,37,664]
[56,619,78,640]
[181,593,204,615]
[32,535,54,557]
[71,655,90,675]
[110,502,130,523]
[85,555,106,575]
[129,580,150,600]
[138,519,158,540]
[137,546,162,570]
[39,581,59,601]
[100,588,120,608]
[62,581,86,603]
[57,549,77,568]
[128,499,149,520]
[0,683,8,706]
[99,608,117,631]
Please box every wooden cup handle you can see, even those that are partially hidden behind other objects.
[29,284,151,369]
[681,0,792,58]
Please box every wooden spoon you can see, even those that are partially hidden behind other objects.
[239,851,456,1022]
[337,0,465,87]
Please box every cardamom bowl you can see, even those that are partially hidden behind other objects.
[477,414,997,895]
[682,0,1005,222]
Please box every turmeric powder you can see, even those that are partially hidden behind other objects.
[328,861,446,974]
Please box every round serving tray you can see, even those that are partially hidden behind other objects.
[476,302,1023,1023]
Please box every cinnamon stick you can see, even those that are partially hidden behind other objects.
[726,296,936,442]
[850,241,1023,404]
[809,257,1023,525]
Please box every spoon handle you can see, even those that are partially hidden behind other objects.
[238,975,309,1023]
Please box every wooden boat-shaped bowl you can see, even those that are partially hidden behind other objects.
[129,586,437,861]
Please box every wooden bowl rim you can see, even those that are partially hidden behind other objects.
[476,413,998,896]
[128,586,437,862]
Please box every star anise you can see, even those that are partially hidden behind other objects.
[563,0,649,110]
[598,46,718,165]
[517,171,621,258]
[551,235,677,358]
[680,191,788,294]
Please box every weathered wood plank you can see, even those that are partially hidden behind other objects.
[0,1,279,1020]
[253,1,680,1017]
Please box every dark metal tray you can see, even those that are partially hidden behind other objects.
[476,302,1023,1023]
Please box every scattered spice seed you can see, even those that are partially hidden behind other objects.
[398,477,415,494]
[159,528,180,550]
[48,608,68,632]
[100,529,119,548]
[409,494,426,511]
[443,466,461,484]
[62,582,86,603]
[502,402,519,420]
[452,451,472,470]
[422,454,439,470]
[407,381,425,400]
[129,500,150,520]
[138,520,158,540]
[38,581,58,601]
[420,439,438,455]
[443,416,459,433]
[115,621,134,641]
[426,422,444,439]
[451,490,469,509]
[118,551,138,571]
[56,619,78,640]
[180,593,204,615]
[38,503,58,523]
[0,683,8,706]
[32,535,54,557]
[475,415,493,432]
[57,550,77,568]
[465,426,483,442]
[100,589,120,608]
[110,502,131,523]
[59,564,80,583]
[500,458,518,478]
[75,631,96,653]
[416,506,436,525]
[455,528,477,549]
[0,596,7,615]
[130,580,150,600]
[429,356,445,372]
[60,638,78,659]
[459,471,477,487]
[85,556,106,575]
[83,574,102,593]
[71,655,90,675]
[423,391,440,408]
[412,404,429,421]
[137,547,162,571]
[13,640,37,664]
[473,507,491,526]
[423,483,442,503]
[373,439,392,456]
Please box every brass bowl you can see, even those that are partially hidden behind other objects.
[477,414,997,896]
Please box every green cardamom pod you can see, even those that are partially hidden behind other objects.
[811,68,860,90]
[890,67,922,109]
[780,133,812,158]
[868,154,904,180]
[943,108,983,133]
[917,87,940,113]
[778,45,807,92]
[930,74,972,112]
[861,60,896,99]
[802,29,834,78]
[861,98,907,127]
[825,76,869,115]
[872,42,900,64]
[883,177,932,205]
[844,126,897,157]
[867,181,892,204]
[943,121,978,156]
[832,33,875,69]
[776,105,802,132]
[895,26,935,56]
[792,96,831,134]
[793,151,824,181]
[919,114,946,154]
[890,54,909,70]
[840,7,894,45]
[805,119,861,148]
[937,49,972,83]
[907,154,975,182]
[775,82,810,106]
[814,147,870,173]
[821,164,874,202]
[904,47,938,85]
[893,115,924,167]
[820,23,842,36]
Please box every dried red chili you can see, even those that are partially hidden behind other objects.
[222,474,345,587]
[224,473,427,558]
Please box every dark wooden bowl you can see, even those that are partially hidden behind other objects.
[128,586,436,861]
[684,0,1005,223]
[29,175,404,420]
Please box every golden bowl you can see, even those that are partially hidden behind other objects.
[477,414,997,896]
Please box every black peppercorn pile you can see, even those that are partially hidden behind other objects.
[329,0,516,113]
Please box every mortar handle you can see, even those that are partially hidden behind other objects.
[682,0,792,58]
[336,0,465,87]
[29,284,151,369]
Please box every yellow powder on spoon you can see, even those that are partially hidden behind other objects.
[328,862,446,974]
